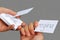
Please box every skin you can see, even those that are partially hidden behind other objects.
[20,21,44,40]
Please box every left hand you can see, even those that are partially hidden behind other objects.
[0,7,16,32]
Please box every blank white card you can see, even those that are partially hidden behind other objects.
[35,20,59,33]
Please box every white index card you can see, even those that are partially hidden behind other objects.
[35,20,59,33]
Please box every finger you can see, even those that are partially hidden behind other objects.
[17,22,26,30]
[17,25,22,30]
[24,25,30,36]
[28,23,35,35]
[16,16,21,19]
[18,22,28,36]
[33,21,38,28]
[20,27,25,36]
[21,22,26,27]
[33,21,39,33]
[0,7,16,16]
[17,25,25,36]
[34,21,43,35]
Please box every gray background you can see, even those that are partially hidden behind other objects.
[0,0,60,40]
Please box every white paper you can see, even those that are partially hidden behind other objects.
[15,7,34,17]
[35,20,59,33]
[0,14,15,25]
[0,13,23,30]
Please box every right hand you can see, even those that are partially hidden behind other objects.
[19,21,44,40]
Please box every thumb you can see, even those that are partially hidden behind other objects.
[7,25,14,30]
[33,21,38,29]
[34,21,43,35]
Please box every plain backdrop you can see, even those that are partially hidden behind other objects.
[0,0,60,40]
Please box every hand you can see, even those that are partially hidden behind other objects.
[0,7,16,32]
[20,21,44,40]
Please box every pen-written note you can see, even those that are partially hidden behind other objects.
[35,20,59,33]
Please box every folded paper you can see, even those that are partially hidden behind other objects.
[0,13,23,30]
